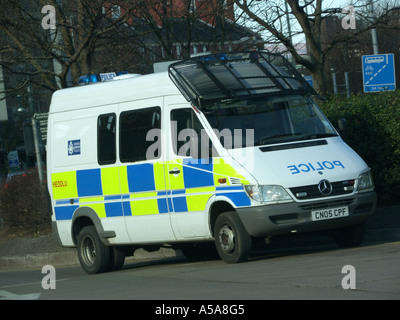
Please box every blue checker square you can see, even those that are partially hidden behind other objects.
[172,196,187,213]
[76,169,103,197]
[183,166,214,189]
[105,202,124,217]
[127,163,155,192]
[122,201,132,216]
[157,198,169,214]
[55,205,79,220]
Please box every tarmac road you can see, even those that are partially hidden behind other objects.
[0,240,399,301]
[1,206,399,270]
[0,206,399,302]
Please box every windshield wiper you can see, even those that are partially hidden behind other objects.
[254,133,303,146]
[300,133,338,140]
[254,133,338,146]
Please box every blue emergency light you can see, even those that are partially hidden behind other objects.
[198,54,228,62]
[78,71,128,85]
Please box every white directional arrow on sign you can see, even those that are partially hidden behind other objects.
[365,64,387,85]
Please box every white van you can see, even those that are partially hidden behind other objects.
[47,51,376,274]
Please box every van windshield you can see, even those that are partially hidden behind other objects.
[204,94,337,149]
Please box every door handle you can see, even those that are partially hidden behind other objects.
[169,168,181,175]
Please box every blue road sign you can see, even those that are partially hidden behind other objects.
[362,54,396,93]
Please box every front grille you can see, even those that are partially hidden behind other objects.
[299,198,355,211]
[290,180,355,200]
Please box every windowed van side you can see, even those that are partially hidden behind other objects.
[48,51,376,274]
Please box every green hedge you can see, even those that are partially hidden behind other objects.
[320,91,400,205]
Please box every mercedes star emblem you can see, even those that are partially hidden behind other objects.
[318,179,333,196]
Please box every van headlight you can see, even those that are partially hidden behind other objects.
[244,185,293,203]
[357,170,374,192]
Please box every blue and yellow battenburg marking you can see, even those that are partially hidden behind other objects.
[52,158,251,221]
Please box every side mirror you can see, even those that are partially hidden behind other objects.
[337,118,347,132]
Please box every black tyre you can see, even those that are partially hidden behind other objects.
[108,246,126,271]
[214,211,252,263]
[332,223,366,248]
[77,226,111,274]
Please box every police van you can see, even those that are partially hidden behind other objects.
[47,51,376,274]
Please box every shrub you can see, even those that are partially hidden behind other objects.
[321,91,400,205]
[0,167,50,236]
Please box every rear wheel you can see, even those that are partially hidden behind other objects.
[214,211,252,263]
[77,226,111,274]
[108,246,126,271]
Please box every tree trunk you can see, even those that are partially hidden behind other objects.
[310,63,326,98]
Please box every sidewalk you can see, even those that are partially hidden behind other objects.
[0,237,180,270]
[0,206,399,270]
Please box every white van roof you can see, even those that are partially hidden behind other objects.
[49,71,181,113]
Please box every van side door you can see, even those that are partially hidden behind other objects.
[165,102,215,239]
[118,99,176,243]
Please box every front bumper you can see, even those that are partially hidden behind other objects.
[236,191,377,238]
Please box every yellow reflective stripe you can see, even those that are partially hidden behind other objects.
[130,199,159,216]
[166,160,184,190]
[186,186,215,194]
[51,171,78,200]
[213,158,248,185]
[153,162,166,191]
[119,166,129,194]
[130,191,157,199]
[79,197,104,203]
[101,167,120,195]
[186,194,211,211]
[80,203,106,218]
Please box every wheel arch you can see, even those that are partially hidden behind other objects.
[71,207,115,246]
[208,200,236,237]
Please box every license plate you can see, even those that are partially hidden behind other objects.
[311,206,349,221]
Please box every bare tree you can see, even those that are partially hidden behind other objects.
[0,0,142,93]
[130,0,243,62]
[233,0,400,96]
[0,0,244,93]
[0,0,256,155]
[0,0,143,156]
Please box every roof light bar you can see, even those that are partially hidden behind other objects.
[78,71,129,85]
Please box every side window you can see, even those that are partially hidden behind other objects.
[171,108,215,158]
[98,113,116,165]
[120,107,161,163]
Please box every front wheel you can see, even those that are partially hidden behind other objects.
[332,223,366,248]
[77,226,111,274]
[214,211,252,264]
